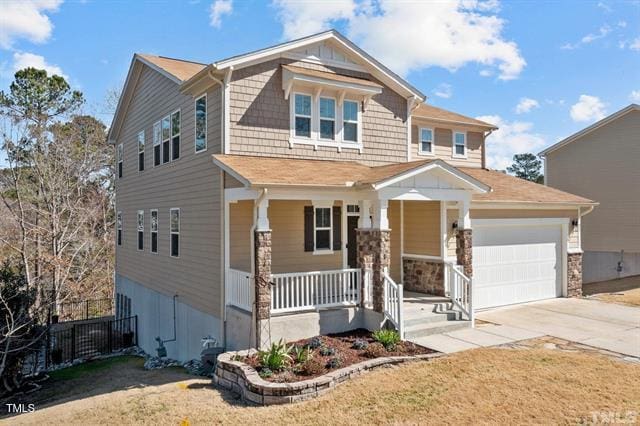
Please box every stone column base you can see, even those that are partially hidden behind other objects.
[456,229,473,277]
[403,258,444,296]
[254,230,272,348]
[567,252,583,297]
[356,229,391,313]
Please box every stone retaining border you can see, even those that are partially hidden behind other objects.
[214,349,443,405]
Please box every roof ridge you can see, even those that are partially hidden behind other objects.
[137,53,207,66]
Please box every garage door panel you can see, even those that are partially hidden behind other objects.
[473,224,562,309]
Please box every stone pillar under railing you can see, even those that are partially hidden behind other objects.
[456,229,473,278]
[356,229,391,313]
[254,229,272,349]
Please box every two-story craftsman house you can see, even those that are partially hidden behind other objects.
[108,30,596,360]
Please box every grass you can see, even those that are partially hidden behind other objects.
[584,275,640,307]
[48,356,142,380]
[5,341,640,425]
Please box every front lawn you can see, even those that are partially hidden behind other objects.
[584,275,640,307]
[5,339,640,425]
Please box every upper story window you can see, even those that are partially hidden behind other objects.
[419,128,434,155]
[170,208,180,258]
[161,116,170,164]
[116,211,122,246]
[117,144,123,178]
[319,97,335,140]
[453,131,466,158]
[137,131,145,172]
[171,110,180,161]
[150,209,158,254]
[343,100,359,143]
[137,210,144,251]
[294,93,311,138]
[195,95,207,152]
[153,122,161,167]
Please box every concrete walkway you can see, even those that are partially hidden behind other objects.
[410,323,544,353]
[477,298,640,358]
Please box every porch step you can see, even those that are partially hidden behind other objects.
[403,304,464,327]
[404,319,471,340]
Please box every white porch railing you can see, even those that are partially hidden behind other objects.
[363,267,373,309]
[226,268,253,312]
[444,261,474,326]
[383,268,404,339]
[270,268,361,314]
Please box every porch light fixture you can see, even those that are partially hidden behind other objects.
[452,220,458,230]
[571,219,579,227]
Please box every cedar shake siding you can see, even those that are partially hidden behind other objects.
[228,58,408,166]
[115,64,223,318]
[411,120,485,168]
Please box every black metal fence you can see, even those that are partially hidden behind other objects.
[46,315,137,367]
[53,298,113,322]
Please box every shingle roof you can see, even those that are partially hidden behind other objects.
[460,168,596,205]
[281,64,383,89]
[412,103,497,129]
[137,54,206,82]
[213,155,595,205]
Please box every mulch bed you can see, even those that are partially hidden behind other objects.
[244,328,434,383]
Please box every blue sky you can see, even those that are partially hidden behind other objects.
[1,0,639,169]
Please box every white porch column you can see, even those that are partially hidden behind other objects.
[372,199,390,231]
[256,197,270,231]
[458,199,471,229]
[358,200,372,228]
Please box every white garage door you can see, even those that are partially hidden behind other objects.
[473,221,563,309]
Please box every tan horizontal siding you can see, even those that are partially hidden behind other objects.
[115,64,223,317]
[270,200,342,273]
[389,200,401,282]
[228,58,408,166]
[229,200,252,271]
[546,110,640,253]
[403,201,441,256]
[411,122,484,168]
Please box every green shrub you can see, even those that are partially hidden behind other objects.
[259,367,273,378]
[258,339,292,371]
[308,337,323,349]
[372,329,401,350]
[319,346,336,356]
[352,339,369,350]
[292,345,313,364]
[326,357,342,369]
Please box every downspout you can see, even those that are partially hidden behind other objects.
[223,67,233,154]
[482,129,494,169]
[155,294,178,357]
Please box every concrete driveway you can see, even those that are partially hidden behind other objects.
[477,298,640,358]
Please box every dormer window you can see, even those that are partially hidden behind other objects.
[294,94,311,138]
[283,64,381,153]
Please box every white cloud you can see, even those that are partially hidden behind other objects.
[570,95,607,122]
[273,0,526,80]
[630,90,640,103]
[597,1,612,12]
[476,114,547,170]
[433,83,453,99]
[515,97,539,114]
[0,0,62,49]
[561,24,613,49]
[209,0,233,28]
[12,51,67,79]
[630,37,640,51]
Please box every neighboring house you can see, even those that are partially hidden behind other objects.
[108,30,596,360]
[540,104,639,284]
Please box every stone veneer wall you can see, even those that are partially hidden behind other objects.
[356,229,391,313]
[456,229,473,277]
[402,259,444,296]
[254,230,272,348]
[567,252,583,297]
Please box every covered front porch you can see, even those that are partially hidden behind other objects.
[216,156,488,348]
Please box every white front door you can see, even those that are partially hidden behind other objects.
[472,221,564,309]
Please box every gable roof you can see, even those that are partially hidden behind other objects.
[412,103,497,130]
[187,29,425,101]
[539,104,640,156]
[281,64,383,89]
[137,54,206,82]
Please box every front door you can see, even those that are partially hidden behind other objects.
[347,216,359,268]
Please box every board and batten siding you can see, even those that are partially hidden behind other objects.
[115,64,223,318]
[402,201,441,257]
[228,58,408,166]
[411,119,485,168]
[545,110,640,253]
